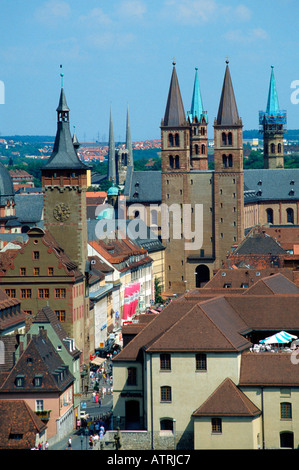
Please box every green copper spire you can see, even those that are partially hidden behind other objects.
[266,66,280,115]
[189,67,206,122]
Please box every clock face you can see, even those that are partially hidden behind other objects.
[53,203,70,222]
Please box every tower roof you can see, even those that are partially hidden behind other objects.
[43,87,88,171]
[163,62,186,127]
[108,106,116,180]
[126,104,133,167]
[216,62,240,126]
[189,67,207,123]
[266,66,280,115]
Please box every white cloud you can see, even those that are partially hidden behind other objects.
[35,0,71,24]
[225,27,268,43]
[118,0,147,19]
[164,0,217,24]
[234,4,252,21]
[86,32,135,50]
[79,8,112,26]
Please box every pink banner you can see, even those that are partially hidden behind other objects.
[122,283,140,323]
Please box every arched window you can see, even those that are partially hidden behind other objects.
[160,419,174,432]
[175,155,180,169]
[195,265,210,288]
[195,144,199,155]
[287,208,294,224]
[222,132,227,145]
[169,155,174,169]
[228,154,233,167]
[201,144,205,155]
[278,143,282,153]
[222,155,227,168]
[271,143,275,154]
[168,134,173,147]
[228,132,233,145]
[175,133,179,146]
[201,127,206,136]
[266,208,273,224]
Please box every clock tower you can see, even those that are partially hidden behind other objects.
[41,83,89,275]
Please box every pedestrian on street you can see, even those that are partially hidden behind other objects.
[89,435,93,450]
[67,437,72,450]
[98,397,102,407]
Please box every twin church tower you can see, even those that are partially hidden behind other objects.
[161,60,286,293]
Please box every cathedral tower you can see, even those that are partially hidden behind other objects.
[41,84,89,276]
[188,67,208,171]
[259,66,286,169]
[213,61,244,266]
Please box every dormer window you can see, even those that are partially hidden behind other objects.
[15,375,25,387]
[34,375,43,387]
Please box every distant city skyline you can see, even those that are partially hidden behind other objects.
[0,0,298,142]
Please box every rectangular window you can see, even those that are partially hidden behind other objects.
[55,310,66,322]
[160,353,171,371]
[196,353,207,371]
[33,267,40,276]
[20,267,26,276]
[281,402,292,419]
[33,251,40,260]
[127,367,137,386]
[5,289,16,298]
[38,289,49,299]
[211,418,222,433]
[15,375,24,387]
[36,400,44,412]
[161,386,172,402]
[48,267,54,276]
[21,289,32,299]
[55,288,66,299]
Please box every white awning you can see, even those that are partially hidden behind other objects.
[90,357,106,366]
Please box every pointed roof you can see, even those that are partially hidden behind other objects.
[193,378,261,417]
[266,66,280,115]
[163,62,186,127]
[56,87,69,113]
[189,67,207,123]
[43,87,88,171]
[108,106,116,180]
[126,104,133,167]
[216,61,240,126]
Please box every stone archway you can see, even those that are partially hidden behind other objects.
[195,264,210,288]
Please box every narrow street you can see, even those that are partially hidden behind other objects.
[49,361,114,451]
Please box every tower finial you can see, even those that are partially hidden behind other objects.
[172,57,176,66]
[60,64,64,87]
[226,56,229,64]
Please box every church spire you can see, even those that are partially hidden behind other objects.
[43,74,87,170]
[108,106,116,181]
[266,65,280,115]
[189,67,206,123]
[216,60,240,126]
[126,104,133,167]
[163,61,186,127]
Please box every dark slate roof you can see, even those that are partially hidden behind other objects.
[126,219,165,253]
[0,162,15,206]
[162,63,186,127]
[14,194,43,223]
[124,167,162,203]
[0,330,74,393]
[216,63,240,126]
[244,168,299,203]
[33,306,80,357]
[43,88,88,171]
[232,232,287,255]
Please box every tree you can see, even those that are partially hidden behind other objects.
[154,277,164,304]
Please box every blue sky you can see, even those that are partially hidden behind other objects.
[0,0,298,142]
